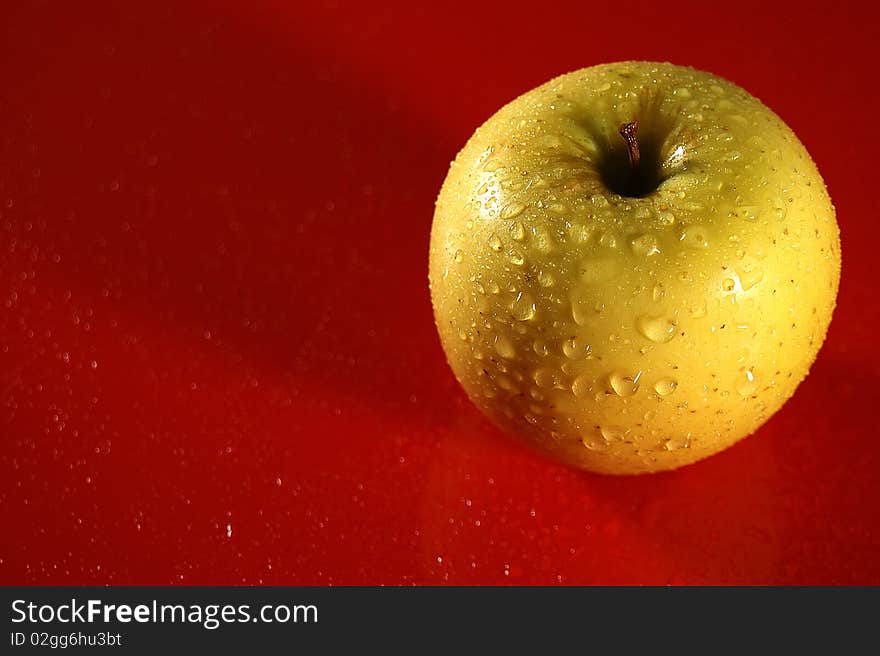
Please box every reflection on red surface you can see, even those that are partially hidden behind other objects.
[1,1,878,584]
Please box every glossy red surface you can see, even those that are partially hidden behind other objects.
[1,1,878,585]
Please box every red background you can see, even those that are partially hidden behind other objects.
[1,0,878,585]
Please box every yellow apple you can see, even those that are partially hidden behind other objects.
[429,61,841,474]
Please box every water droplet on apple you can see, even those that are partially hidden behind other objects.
[571,374,592,398]
[510,221,526,241]
[658,211,675,226]
[510,291,536,321]
[736,265,764,291]
[580,258,621,284]
[488,234,503,252]
[609,370,641,397]
[663,435,690,451]
[497,376,517,393]
[520,340,542,361]
[494,335,516,359]
[631,234,661,257]
[453,249,463,263]
[581,431,609,451]
[637,315,677,343]
[562,336,592,360]
[689,299,708,318]
[600,425,628,441]
[652,283,665,302]
[533,226,555,253]
[533,367,561,390]
[737,368,757,397]
[598,231,618,249]
[570,291,593,326]
[509,250,525,266]
[537,270,555,287]
[735,205,760,221]
[568,223,591,243]
[679,225,710,249]
[500,202,525,219]
[654,377,678,396]
[721,277,737,292]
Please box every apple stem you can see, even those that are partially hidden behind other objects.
[619,120,640,168]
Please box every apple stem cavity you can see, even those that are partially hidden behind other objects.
[619,120,641,168]
[598,118,662,198]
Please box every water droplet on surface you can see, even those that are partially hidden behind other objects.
[569,223,591,243]
[658,211,675,226]
[501,202,525,219]
[689,299,708,318]
[509,250,525,266]
[600,425,628,442]
[489,234,503,252]
[580,258,621,284]
[736,205,760,221]
[737,368,757,397]
[722,277,736,292]
[562,336,592,360]
[581,431,609,451]
[679,225,710,249]
[453,249,463,263]
[652,283,665,302]
[737,266,764,291]
[532,226,554,254]
[664,435,690,451]
[666,144,686,170]
[510,221,526,241]
[537,270,555,287]
[570,291,593,326]
[494,335,516,359]
[631,234,661,257]
[497,376,517,393]
[510,291,536,321]
[609,371,641,397]
[654,377,678,396]
[637,315,677,343]
[598,231,618,249]
[571,374,592,398]
[533,367,561,390]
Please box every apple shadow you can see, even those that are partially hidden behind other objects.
[580,352,880,584]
